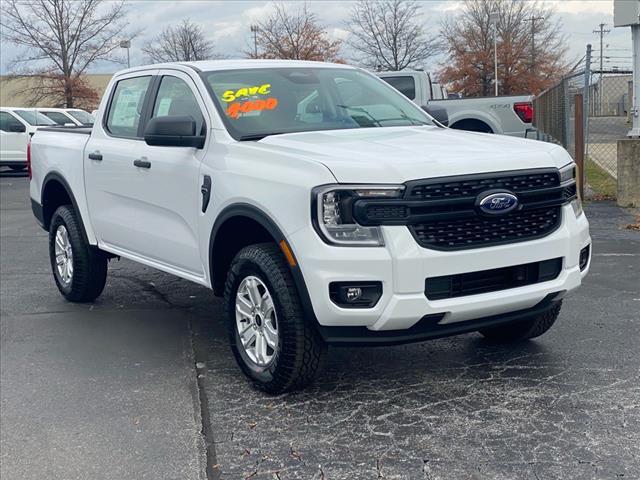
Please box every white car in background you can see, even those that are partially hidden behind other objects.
[38,108,95,126]
[37,108,81,126]
[0,107,56,171]
[64,108,95,126]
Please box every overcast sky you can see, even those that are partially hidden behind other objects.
[0,0,634,77]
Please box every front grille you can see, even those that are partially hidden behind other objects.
[407,171,559,201]
[425,258,563,300]
[410,206,561,250]
[351,169,575,251]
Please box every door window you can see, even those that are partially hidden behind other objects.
[105,76,152,138]
[0,112,25,131]
[380,76,416,100]
[151,76,205,134]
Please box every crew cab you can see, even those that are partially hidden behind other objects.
[30,60,590,393]
[377,70,535,137]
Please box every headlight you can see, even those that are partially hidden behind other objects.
[559,162,577,184]
[313,185,405,246]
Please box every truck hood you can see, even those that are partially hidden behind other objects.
[258,126,570,184]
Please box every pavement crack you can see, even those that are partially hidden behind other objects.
[188,318,220,480]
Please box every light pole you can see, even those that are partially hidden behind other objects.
[250,25,259,58]
[120,40,131,68]
[490,12,499,96]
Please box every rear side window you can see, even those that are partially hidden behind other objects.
[42,111,73,125]
[151,76,205,134]
[106,76,152,138]
[0,112,24,131]
[381,76,416,100]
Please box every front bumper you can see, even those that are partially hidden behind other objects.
[290,204,590,335]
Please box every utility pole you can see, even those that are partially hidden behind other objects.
[593,22,610,114]
[490,12,499,96]
[250,25,259,58]
[524,16,545,72]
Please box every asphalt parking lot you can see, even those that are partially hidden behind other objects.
[1,171,639,480]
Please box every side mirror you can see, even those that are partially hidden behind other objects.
[9,123,26,133]
[423,105,449,127]
[144,115,205,148]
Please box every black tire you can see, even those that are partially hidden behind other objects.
[224,243,326,394]
[49,205,108,302]
[9,165,26,171]
[479,301,562,343]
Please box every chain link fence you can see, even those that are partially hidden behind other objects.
[587,70,633,189]
[533,45,634,199]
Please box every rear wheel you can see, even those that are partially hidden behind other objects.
[479,301,562,342]
[49,205,108,302]
[224,243,326,394]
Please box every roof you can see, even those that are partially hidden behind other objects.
[116,59,355,76]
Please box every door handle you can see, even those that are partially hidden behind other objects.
[88,152,102,161]
[133,158,151,169]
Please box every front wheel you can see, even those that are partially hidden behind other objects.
[479,301,562,342]
[49,205,108,302]
[224,243,326,394]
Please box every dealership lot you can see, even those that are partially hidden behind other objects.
[1,173,639,479]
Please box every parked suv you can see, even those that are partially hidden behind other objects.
[29,60,591,393]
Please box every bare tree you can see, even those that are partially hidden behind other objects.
[142,19,218,63]
[345,0,440,71]
[0,0,134,108]
[438,0,569,96]
[247,3,342,62]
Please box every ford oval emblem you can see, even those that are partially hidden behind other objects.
[477,192,519,215]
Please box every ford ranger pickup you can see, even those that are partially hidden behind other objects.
[29,60,591,393]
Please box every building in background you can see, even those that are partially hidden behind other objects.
[0,74,113,109]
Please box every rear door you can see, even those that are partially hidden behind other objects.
[0,111,28,163]
[84,72,156,261]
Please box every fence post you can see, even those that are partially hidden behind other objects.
[575,93,585,199]
[583,44,592,158]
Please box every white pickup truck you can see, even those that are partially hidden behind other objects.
[30,60,590,393]
[377,70,535,137]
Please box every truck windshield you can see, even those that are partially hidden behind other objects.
[14,110,56,126]
[203,67,434,141]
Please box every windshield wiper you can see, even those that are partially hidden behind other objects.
[396,108,431,126]
[238,132,284,141]
[336,104,381,127]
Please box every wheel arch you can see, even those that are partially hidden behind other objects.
[41,172,89,242]
[450,117,496,134]
[209,203,318,323]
